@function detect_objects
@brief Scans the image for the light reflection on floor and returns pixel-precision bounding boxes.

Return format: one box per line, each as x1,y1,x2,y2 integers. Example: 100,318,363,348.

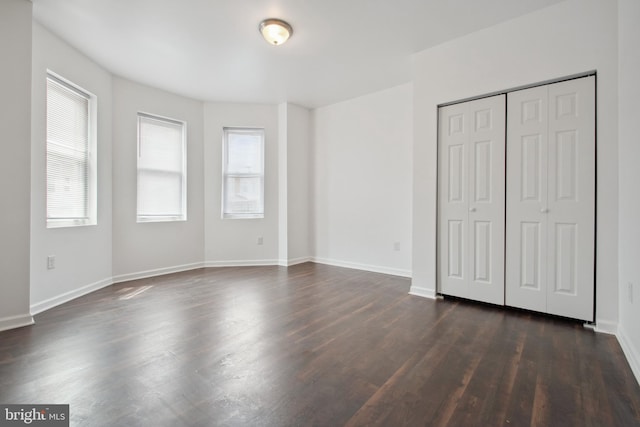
117,285,154,300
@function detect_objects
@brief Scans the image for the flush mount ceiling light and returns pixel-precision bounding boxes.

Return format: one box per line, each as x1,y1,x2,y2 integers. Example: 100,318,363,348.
259,18,293,46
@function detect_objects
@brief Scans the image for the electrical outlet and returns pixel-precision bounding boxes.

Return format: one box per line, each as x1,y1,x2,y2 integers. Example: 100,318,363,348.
257,237,263,245
629,282,634,304
394,241,401,251
47,255,55,270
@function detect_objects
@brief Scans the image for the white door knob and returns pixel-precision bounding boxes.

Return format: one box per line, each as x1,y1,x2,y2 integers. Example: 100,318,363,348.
469,207,476,212
540,208,549,213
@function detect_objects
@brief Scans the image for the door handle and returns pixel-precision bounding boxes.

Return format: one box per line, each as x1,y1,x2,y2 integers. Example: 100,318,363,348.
540,208,549,213
469,207,476,212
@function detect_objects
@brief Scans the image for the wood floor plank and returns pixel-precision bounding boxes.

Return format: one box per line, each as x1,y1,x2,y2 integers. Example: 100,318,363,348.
0,263,639,426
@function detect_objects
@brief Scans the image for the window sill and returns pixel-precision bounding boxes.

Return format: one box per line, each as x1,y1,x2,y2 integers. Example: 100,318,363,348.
47,219,96,229
222,213,264,219
137,216,187,223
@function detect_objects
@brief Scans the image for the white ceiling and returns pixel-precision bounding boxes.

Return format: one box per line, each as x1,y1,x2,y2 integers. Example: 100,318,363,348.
32,0,564,109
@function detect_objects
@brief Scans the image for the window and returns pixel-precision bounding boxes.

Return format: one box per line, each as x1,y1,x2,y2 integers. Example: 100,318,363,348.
137,113,187,222
46,72,96,228
222,128,265,219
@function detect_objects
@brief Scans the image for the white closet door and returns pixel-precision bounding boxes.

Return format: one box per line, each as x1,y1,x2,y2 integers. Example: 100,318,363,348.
438,101,468,299
438,95,505,305
505,86,549,313
506,76,595,321
546,77,595,320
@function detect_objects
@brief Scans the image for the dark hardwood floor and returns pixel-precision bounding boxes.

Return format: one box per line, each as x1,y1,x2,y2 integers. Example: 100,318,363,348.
1,263,639,426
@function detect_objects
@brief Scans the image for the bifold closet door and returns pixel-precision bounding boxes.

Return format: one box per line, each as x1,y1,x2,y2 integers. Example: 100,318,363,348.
506,76,595,321
438,95,505,305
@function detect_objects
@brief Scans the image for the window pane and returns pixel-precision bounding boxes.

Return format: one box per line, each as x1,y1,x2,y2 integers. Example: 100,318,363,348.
47,79,88,151
139,117,183,173
223,176,263,215
227,132,263,174
47,151,88,219
137,170,183,217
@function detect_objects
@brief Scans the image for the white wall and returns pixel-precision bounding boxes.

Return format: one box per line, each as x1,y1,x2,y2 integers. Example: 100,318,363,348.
410,0,619,330
0,0,32,331
286,104,312,263
278,103,288,263
30,23,113,313
112,77,204,280
617,0,640,383
278,102,312,265
204,103,280,265
312,84,413,277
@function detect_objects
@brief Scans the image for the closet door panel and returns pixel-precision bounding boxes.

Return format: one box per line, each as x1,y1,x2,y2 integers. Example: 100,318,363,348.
506,86,548,313
438,95,505,304
467,96,505,305
546,76,595,321
438,102,469,299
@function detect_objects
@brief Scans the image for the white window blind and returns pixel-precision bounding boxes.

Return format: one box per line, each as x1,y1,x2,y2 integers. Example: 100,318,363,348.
222,128,265,219
137,113,187,222
46,74,95,227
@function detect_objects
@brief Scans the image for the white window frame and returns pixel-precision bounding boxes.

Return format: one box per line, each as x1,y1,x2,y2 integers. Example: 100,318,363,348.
46,71,97,228
136,112,187,223
222,127,265,219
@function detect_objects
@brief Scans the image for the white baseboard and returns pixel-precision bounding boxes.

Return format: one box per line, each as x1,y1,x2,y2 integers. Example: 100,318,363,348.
0,313,34,332
279,257,312,267
594,319,618,335
617,326,640,387
27,260,298,320
311,257,412,278
30,277,113,315
204,259,280,268
112,262,205,284
409,285,437,299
